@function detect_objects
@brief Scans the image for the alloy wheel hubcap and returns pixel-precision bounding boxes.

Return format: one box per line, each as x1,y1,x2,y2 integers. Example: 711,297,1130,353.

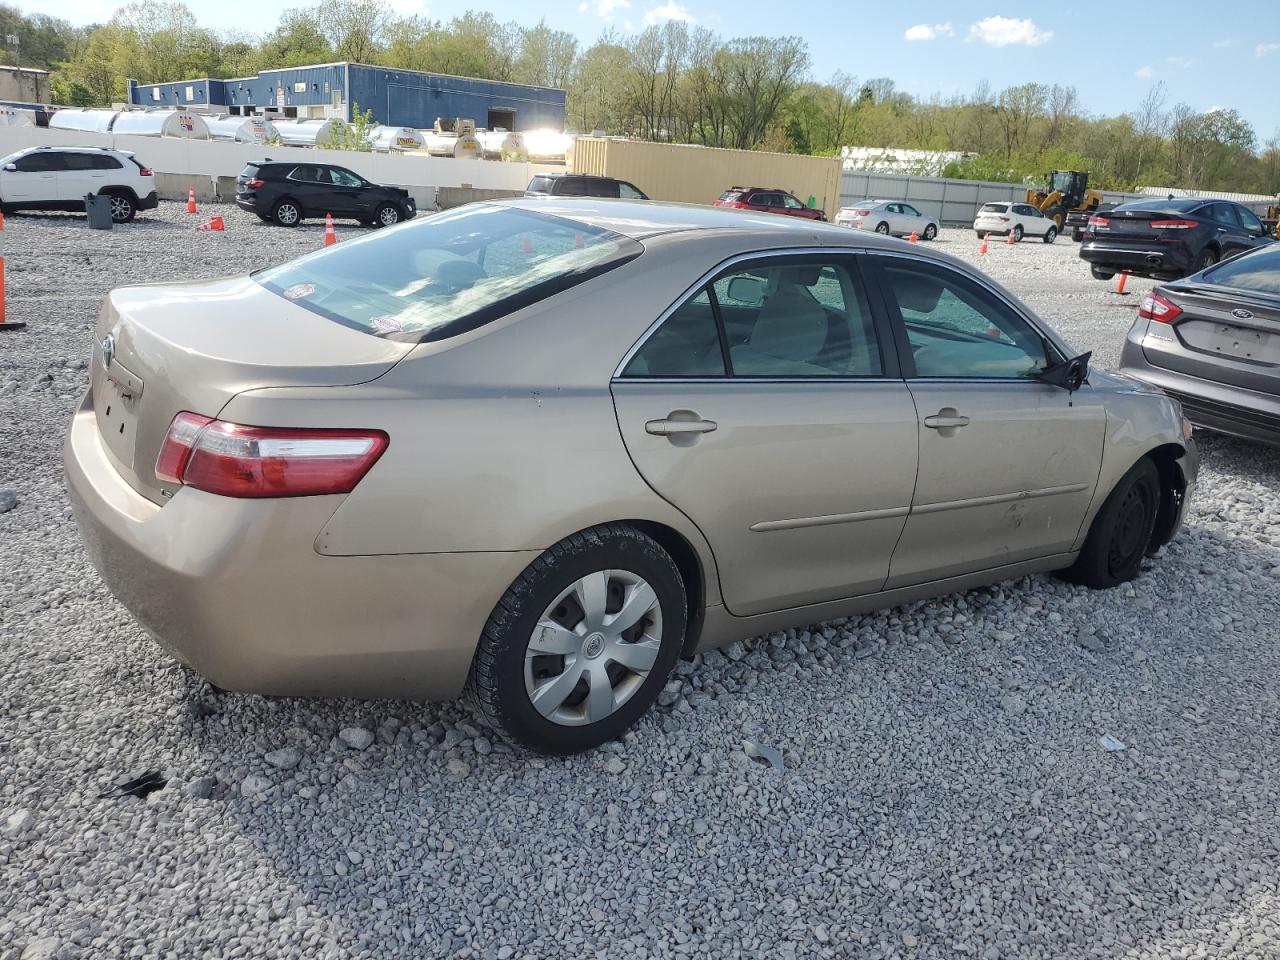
524,569,663,727
380,208,398,225
110,198,129,219
280,206,297,223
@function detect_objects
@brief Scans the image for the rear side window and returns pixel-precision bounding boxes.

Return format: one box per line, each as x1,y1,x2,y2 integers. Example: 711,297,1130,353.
60,153,97,170
1201,246,1280,294
622,289,725,377
582,178,617,198
92,154,123,169
256,206,642,342
527,175,553,194
1207,203,1240,227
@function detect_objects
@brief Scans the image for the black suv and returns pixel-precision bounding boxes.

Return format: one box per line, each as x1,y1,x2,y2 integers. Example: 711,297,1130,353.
525,173,648,200
236,161,416,228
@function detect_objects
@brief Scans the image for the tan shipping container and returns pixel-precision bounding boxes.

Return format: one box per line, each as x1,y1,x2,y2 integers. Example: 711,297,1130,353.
570,138,843,220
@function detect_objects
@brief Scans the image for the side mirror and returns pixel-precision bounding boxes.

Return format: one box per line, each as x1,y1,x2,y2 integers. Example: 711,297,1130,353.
1038,351,1092,393
725,275,766,306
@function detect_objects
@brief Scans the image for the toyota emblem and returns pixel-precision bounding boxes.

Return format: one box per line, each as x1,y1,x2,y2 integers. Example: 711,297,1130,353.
1231,308,1254,320
101,333,115,370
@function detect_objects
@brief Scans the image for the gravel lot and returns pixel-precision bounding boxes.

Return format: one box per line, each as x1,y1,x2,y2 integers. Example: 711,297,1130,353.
2,205,1279,960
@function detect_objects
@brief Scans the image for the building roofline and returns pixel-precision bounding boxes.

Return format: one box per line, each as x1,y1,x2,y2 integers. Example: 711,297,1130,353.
137,62,564,95
0,65,50,75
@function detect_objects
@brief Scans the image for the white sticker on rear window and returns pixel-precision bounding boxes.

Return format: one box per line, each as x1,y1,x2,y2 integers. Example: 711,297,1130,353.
370,315,404,334
282,282,315,301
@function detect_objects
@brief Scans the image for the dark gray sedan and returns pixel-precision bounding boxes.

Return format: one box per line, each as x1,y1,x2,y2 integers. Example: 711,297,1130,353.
1119,244,1280,447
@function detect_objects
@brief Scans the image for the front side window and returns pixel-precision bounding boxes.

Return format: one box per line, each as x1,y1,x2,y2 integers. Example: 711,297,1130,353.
13,152,57,172
880,259,1049,379
902,204,921,217
1238,208,1265,234
256,205,642,342
290,165,324,183
781,194,804,210
330,168,362,187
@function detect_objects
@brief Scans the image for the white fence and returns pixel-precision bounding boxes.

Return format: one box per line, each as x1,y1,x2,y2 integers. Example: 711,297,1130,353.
0,126,559,209
839,170,1144,225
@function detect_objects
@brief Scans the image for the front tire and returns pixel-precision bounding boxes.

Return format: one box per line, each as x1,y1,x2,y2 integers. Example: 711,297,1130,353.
466,524,687,754
1062,458,1161,589
1043,226,1057,244
923,223,937,241
374,203,402,227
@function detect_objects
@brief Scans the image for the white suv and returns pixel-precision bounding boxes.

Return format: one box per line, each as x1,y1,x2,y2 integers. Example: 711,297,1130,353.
973,201,1057,243
0,146,158,223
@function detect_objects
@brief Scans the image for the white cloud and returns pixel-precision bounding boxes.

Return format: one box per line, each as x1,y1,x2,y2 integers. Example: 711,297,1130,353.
1165,55,1193,68
904,22,953,42
643,0,693,24
1257,42,1280,58
966,16,1052,47
1135,65,1152,78
578,0,630,18
1212,39,1232,48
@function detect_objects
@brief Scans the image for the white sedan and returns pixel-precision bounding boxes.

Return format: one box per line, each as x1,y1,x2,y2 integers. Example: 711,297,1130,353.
973,202,1058,243
835,199,938,240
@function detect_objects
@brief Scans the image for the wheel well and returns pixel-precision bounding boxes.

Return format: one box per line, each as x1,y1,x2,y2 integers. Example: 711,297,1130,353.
98,186,136,201
623,520,706,657
1145,443,1188,552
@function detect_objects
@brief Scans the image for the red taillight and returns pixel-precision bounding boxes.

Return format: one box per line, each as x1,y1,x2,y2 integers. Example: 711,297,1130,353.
1138,292,1182,324
154,411,213,484
731,201,750,209
244,178,265,189
138,165,153,177
1088,215,1109,228
854,209,871,216
1150,219,1196,230
155,414,388,498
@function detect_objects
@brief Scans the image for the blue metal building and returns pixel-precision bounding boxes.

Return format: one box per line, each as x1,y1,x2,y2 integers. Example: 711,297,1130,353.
128,63,566,131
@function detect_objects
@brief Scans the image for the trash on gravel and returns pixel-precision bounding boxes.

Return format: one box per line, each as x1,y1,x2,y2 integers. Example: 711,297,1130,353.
743,740,785,771
1099,734,1127,752
0,490,17,514
99,770,167,799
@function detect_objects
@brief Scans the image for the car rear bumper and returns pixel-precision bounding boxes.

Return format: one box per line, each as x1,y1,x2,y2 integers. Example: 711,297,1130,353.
137,191,158,211
1080,241,1192,276
64,394,536,700
234,196,259,212
1119,334,1280,447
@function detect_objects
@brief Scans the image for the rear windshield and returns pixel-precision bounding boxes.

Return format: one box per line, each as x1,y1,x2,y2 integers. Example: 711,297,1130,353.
1200,246,1280,294
1115,199,1202,215
979,203,1009,213
239,163,259,178
719,190,743,202
255,205,642,342
527,175,554,194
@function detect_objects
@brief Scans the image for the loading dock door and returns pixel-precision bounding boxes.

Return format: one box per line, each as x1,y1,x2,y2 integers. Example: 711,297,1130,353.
488,108,516,130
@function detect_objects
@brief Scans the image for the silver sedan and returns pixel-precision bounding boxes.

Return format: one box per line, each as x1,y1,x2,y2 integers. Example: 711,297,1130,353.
66,199,1197,753
836,199,939,239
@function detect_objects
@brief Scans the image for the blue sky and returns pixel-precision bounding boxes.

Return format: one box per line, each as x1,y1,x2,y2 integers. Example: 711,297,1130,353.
29,0,1280,140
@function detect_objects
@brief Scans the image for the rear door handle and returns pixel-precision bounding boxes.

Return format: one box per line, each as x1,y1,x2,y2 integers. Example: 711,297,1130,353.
646,416,718,436
923,411,970,430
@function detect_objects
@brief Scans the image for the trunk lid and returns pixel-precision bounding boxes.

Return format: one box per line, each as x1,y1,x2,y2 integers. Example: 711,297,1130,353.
91,275,413,504
1143,283,1280,395
1093,204,1197,241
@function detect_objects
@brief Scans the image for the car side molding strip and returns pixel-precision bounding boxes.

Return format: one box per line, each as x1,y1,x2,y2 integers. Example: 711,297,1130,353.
912,482,1091,516
749,505,910,532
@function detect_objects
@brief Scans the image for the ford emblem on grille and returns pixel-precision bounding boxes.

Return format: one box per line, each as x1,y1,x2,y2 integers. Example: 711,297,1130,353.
1231,308,1254,320
101,333,115,370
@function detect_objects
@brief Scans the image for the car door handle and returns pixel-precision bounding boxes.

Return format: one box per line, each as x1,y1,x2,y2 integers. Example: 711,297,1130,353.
923,411,971,430
645,416,718,436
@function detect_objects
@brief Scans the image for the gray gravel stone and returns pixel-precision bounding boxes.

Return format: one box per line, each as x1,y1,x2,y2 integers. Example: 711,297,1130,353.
338,727,374,750
181,776,217,800
264,746,301,769
0,491,16,514
4,809,33,836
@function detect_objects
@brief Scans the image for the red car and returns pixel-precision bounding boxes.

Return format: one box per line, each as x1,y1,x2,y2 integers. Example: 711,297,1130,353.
715,186,826,221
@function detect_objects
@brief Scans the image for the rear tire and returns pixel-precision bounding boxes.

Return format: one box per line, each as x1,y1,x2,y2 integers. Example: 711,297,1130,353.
1072,229,1083,242
1191,249,1217,275
923,223,937,241
1012,224,1024,242
1043,226,1057,244
272,200,301,227
466,523,688,754
1091,265,1116,281
875,221,890,235
105,192,136,223
1061,458,1161,589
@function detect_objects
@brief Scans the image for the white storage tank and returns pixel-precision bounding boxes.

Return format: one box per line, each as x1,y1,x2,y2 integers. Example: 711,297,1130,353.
423,129,482,159
272,119,344,147
370,126,425,153
110,110,210,139
477,129,527,161
49,108,119,133
206,115,280,143
523,129,572,163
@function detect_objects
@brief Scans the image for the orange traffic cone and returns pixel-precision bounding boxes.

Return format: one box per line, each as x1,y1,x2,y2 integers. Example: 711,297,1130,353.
979,232,990,255
1112,271,1130,295
323,212,337,246
195,215,225,232
0,212,21,331
908,230,918,244
1006,230,1016,245
186,187,197,214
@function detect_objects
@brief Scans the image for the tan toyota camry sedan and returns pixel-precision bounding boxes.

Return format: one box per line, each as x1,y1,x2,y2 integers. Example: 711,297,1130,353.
66,199,1197,753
